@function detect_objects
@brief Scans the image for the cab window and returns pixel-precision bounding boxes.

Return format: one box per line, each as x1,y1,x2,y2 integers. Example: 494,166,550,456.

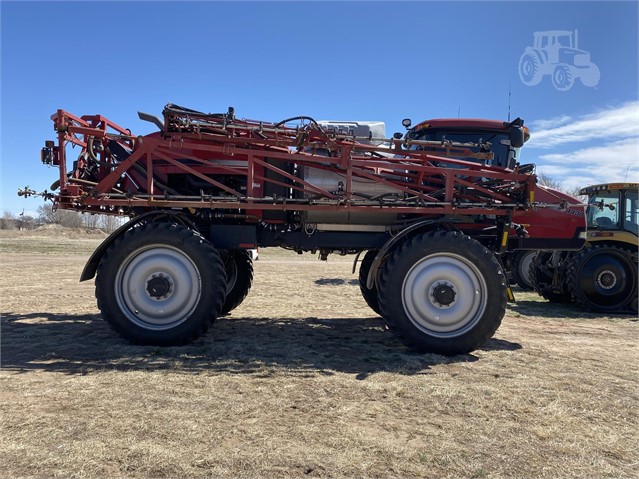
587,191,620,229
624,189,638,235
407,130,513,168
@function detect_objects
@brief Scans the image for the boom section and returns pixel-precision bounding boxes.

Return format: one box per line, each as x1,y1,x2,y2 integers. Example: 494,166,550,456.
40,104,536,218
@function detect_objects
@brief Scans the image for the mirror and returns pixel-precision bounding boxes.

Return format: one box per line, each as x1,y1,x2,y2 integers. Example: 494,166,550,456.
510,125,525,148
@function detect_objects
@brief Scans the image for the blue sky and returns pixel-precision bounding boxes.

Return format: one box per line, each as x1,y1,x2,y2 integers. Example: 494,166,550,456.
1,1,638,217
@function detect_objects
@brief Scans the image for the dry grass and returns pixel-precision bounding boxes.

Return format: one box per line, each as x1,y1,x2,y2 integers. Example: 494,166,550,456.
1,229,638,478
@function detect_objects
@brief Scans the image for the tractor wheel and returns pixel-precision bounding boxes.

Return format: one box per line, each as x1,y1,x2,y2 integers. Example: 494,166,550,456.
220,250,254,316
580,63,600,87
529,251,573,303
358,250,381,315
566,245,638,314
96,223,227,345
518,52,543,86
377,231,506,356
552,63,575,91
510,250,537,290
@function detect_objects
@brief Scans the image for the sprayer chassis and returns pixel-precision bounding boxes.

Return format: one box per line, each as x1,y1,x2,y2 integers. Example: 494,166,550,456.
28,105,578,355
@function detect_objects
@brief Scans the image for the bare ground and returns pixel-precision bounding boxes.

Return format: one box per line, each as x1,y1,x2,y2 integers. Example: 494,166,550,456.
1,230,637,478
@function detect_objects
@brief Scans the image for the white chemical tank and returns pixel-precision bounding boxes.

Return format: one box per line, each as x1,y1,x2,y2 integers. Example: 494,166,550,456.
302,120,403,227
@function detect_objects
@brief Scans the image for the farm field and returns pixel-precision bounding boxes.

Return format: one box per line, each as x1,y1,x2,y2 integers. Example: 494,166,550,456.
1,228,638,478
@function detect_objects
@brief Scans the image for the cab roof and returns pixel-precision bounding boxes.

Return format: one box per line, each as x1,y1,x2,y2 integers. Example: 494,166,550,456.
411,118,531,141
580,183,639,195
413,118,508,130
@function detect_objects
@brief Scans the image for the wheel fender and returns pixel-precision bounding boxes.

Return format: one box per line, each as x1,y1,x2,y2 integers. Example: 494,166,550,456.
523,47,546,64
80,210,196,282
365,219,452,290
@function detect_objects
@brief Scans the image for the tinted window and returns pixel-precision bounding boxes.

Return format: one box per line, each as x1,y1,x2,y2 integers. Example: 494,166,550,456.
624,189,638,235
587,191,620,229
407,129,513,168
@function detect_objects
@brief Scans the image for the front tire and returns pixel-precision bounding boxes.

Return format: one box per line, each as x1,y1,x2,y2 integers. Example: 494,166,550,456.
378,231,507,355
96,223,227,345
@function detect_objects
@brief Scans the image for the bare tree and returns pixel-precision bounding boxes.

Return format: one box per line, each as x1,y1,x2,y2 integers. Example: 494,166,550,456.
37,204,61,224
58,210,83,228
537,171,563,190
1,211,17,230
83,214,101,230
537,172,585,200
100,215,123,233
16,215,36,230
37,204,83,228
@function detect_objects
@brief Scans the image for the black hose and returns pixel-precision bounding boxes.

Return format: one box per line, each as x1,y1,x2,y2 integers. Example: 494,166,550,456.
274,116,323,130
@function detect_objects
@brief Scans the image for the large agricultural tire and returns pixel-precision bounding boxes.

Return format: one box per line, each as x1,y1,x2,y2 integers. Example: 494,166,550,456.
566,245,638,314
529,251,573,303
377,231,507,356
95,223,227,346
510,250,536,290
358,250,381,315
220,249,254,316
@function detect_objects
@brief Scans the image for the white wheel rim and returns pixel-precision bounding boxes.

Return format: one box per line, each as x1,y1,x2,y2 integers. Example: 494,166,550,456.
402,253,488,337
115,245,201,330
520,251,536,287
225,257,238,295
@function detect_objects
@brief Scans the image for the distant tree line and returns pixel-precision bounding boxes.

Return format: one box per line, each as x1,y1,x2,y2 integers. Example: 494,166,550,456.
1,204,124,232
536,172,586,200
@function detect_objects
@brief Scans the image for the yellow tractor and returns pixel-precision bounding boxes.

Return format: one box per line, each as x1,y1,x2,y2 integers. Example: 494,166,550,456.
531,183,637,313
567,183,638,313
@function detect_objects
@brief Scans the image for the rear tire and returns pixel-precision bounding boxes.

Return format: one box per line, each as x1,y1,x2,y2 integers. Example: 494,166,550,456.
358,250,381,315
378,231,507,356
220,250,254,316
567,245,638,313
96,223,226,345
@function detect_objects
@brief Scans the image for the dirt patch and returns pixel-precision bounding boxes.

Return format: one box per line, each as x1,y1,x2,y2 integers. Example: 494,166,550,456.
1,236,637,478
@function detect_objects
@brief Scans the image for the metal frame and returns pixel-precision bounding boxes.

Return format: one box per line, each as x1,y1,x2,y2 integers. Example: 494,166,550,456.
43,106,537,220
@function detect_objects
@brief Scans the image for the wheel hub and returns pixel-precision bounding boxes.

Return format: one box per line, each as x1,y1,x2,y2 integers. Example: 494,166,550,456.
146,274,173,299
430,282,457,308
596,270,617,290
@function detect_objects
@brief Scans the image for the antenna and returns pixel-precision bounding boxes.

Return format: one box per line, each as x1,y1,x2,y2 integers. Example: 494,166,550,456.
457,106,461,118
508,82,512,122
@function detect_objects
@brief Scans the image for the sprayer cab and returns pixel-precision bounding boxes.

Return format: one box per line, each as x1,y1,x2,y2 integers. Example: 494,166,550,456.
404,117,529,169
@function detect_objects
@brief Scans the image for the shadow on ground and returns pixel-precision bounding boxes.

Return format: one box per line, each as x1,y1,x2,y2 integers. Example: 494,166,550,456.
508,299,638,320
1,312,521,377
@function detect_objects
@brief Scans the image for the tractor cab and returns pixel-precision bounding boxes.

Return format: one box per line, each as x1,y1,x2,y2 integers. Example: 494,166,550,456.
403,118,529,169
581,183,639,237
